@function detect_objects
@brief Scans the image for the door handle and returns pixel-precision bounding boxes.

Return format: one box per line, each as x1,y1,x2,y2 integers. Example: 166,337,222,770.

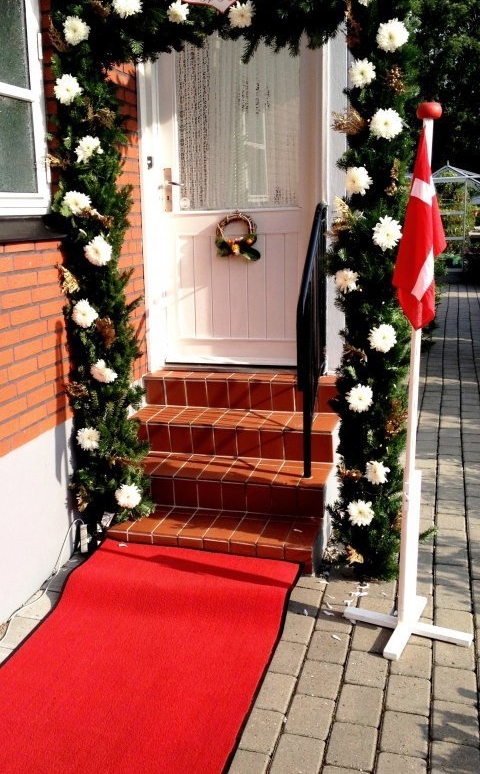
163,168,184,211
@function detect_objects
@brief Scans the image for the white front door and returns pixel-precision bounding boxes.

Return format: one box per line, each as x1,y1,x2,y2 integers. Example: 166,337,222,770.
139,37,326,369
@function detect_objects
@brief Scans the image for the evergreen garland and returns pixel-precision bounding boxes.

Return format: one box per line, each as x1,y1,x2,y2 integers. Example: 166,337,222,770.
47,0,345,544
327,0,423,580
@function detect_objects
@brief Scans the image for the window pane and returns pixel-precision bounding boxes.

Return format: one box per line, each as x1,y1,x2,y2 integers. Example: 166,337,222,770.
0,96,37,192
0,0,30,89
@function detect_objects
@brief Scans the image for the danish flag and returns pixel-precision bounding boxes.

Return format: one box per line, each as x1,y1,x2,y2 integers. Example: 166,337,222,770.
393,127,447,329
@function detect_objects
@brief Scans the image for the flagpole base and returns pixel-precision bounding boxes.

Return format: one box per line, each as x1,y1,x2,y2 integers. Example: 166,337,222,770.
343,595,472,660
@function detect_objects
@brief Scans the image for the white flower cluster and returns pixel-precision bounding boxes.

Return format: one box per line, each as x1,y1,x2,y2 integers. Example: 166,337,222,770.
115,483,142,509
76,427,100,451
112,0,142,18
345,166,373,196
372,215,402,251
63,16,90,46
228,1,254,28
75,136,103,164
368,323,397,353
365,460,390,485
377,18,409,53
84,234,113,267
370,108,403,141
348,58,376,89
90,359,118,383
167,0,189,23
72,299,98,329
335,268,359,294
63,190,92,216
347,500,374,527
54,74,83,105
346,384,373,413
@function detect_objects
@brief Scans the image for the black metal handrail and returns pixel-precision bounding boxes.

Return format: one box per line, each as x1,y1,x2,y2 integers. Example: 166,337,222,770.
296,202,328,478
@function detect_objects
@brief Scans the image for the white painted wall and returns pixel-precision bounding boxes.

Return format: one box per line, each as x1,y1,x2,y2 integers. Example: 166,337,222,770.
324,30,347,374
0,421,75,624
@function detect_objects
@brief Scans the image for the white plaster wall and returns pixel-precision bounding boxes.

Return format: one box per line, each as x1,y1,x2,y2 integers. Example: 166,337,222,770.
0,420,74,624
325,30,347,374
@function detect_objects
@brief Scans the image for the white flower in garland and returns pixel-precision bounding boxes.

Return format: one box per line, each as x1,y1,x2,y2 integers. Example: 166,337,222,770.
75,136,103,164
370,108,403,141
358,0,371,6
377,19,409,53
112,0,142,18
228,1,254,28
335,268,359,294
115,483,142,509
76,427,100,451
372,215,402,251
84,234,113,267
346,384,373,413
90,359,118,384
345,166,373,196
368,323,397,353
63,16,90,46
71,299,99,329
167,0,190,23
63,190,92,216
347,500,375,527
349,58,376,89
53,74,83,105
365,460,390,486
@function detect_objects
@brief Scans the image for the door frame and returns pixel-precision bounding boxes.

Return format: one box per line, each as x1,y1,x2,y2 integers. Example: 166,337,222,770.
137,39,342,373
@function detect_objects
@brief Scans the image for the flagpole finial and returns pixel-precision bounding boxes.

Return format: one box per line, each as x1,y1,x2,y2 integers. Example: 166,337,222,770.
417,102,442,120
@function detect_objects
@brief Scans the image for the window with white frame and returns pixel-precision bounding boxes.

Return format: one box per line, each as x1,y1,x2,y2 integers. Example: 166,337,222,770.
0,0,50,217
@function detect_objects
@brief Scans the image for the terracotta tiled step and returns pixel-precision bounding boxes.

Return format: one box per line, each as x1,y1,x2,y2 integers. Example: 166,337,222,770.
144,369,337,414
108,507,322,568
144,451,333,518
135,405,338,462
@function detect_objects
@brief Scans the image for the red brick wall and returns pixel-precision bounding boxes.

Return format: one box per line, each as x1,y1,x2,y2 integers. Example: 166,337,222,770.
0,5,147,458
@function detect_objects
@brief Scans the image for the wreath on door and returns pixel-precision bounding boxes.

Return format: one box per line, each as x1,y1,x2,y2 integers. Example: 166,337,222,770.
215,211,261,261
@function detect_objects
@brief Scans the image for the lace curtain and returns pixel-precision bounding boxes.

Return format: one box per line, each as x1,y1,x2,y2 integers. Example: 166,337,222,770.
176,34,300,211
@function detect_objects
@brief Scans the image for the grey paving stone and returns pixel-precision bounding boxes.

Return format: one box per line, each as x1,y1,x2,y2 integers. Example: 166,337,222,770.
0,615,40,649
306,630,349,665
433,665,478,705
269,733,324,774
16,589,60,620
375,752,427,773
344,650,389,688
385,674,431,716
238,708,285,755
281,610,315,645
321,768,355,774
350,620,393,654
314,611,352,634
434,565,472,611
380,711,429,757
434,607,474,635
255,672,297,714
431,699,480,746
433,640,475,670
390,643,432,679
284,694,334,740
296,659,343,701
325,722,377,770
0,646,13,664
268,641,307,677
227,749,269,774
335,683,383,726
430,740,480,773
288,585,324,614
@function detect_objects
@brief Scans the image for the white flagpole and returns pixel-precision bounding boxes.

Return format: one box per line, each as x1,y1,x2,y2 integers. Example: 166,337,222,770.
344,102,473,659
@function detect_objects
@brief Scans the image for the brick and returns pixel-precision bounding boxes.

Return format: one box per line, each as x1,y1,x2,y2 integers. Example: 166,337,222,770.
8,358,39,381
433,666,478,705
285,694,335,740
268,641,306,677
430,741,480,772
336,683,383,726
385,675,431,716
297,659,343,701
9,305,41,326
227,749,269,774
344,651,388,688
376,752,427,773
14,338,44,361
380,711,429,758
325,722,377,770
390,643,432,679
237,708,284,755
307,631,349,665
270,734,324,774
281,610,315,644
1,289,33,309
255,673,296,714
431,700,479,746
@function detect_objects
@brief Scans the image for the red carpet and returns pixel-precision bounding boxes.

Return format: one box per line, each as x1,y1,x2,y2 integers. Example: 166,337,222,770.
0,539,298,774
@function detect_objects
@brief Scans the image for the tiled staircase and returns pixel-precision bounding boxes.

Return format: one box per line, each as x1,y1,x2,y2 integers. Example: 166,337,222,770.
108,370,339,573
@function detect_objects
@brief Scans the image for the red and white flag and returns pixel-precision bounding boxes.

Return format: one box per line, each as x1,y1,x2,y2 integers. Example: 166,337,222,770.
393,127,447,329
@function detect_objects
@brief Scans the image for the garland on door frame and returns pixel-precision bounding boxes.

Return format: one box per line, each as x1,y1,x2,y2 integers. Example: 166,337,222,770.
326,0,432,580
47,0,344,543
48,0,427,579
